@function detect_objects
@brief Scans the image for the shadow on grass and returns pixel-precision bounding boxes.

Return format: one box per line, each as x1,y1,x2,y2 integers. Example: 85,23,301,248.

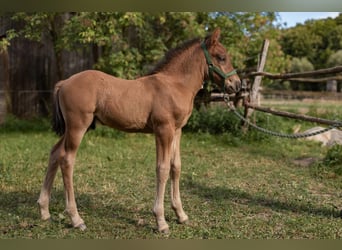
183,175,341,219
0,190,155,235
2,176,340,237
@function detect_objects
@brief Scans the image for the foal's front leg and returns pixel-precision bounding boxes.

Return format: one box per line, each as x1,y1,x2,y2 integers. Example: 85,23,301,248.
170,129,189,224
153,128,173,234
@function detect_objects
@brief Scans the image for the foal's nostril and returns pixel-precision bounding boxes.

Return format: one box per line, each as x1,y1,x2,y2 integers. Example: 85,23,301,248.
235,79,242,92
225,78,243,94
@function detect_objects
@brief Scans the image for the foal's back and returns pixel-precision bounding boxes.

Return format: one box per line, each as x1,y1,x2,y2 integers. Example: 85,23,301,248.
57,70,190,133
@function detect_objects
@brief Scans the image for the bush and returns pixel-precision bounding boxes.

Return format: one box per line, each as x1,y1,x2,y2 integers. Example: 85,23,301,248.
184,105,291,142
185,106,241,135
312,144,342,178
290,57,316,91
327,50,342,67
0,115,50,133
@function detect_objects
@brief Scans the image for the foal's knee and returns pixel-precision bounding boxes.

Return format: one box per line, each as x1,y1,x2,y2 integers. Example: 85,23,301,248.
59,152,76,169
171,161,181,177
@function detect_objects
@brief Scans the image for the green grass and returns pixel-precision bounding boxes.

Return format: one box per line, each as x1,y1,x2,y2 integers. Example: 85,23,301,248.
1,113,342,239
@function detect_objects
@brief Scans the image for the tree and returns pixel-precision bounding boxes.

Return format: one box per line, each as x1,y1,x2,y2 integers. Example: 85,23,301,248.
327,50,342,67
10,12,71,80
60,12,206,78
327,50,342,92
289,57,316,91
4,12,286,80
280,15,342,70
1,13,92,117
1,12,287,117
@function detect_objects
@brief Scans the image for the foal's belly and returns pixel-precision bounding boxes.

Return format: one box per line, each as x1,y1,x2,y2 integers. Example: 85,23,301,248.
95,110,154,134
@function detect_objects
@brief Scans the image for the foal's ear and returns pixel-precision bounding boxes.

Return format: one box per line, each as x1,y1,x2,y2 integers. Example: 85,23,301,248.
207,28,221,47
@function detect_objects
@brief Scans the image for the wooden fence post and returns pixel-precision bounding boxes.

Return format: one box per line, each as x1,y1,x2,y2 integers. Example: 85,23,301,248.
242,39,270,132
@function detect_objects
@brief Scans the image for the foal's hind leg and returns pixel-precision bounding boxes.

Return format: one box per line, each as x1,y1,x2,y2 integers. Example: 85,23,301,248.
60,126,88,230
170,129,189,224
38,136,65,221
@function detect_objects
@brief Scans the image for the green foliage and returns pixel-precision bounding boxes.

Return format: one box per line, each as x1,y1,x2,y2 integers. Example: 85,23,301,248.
280,14,342,70
209,12,288,72
3,12,289,80
291,57,314,72
327,50,342,67
0,28,17,53
3,11,341,96
184,105,297,143
281,25,321,62
0,114,50,134
312,145,342,178
323,145,342,170
94,48,143,79
185,106,240,135
11,12,52,41
58,12,207,77
289,57,315,91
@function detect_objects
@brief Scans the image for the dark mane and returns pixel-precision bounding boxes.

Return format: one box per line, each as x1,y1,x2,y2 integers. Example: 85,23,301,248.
147,38,201,75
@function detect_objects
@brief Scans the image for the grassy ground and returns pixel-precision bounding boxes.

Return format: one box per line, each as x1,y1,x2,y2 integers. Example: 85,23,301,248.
0,111,342,239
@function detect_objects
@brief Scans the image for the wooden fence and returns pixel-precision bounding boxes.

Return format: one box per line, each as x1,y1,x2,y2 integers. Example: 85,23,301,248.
205,39,342,131
0,15,95,121
260,89,342,101
235,39,342,130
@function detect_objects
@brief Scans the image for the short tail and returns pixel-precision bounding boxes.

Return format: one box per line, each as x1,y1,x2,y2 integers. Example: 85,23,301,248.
52,82,65,136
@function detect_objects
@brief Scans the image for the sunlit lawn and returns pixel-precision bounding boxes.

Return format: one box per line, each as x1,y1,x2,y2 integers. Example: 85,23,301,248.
1,117,341,238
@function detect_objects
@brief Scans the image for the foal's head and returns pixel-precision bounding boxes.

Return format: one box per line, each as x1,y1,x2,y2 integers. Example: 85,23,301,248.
202,28,242,94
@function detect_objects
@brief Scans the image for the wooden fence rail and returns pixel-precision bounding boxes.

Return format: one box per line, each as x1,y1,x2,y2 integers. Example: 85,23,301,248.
245,102,342,127
246,65,342,81
213,39,342,132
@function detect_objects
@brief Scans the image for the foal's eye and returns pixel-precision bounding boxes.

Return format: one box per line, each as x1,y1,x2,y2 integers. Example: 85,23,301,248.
216,55,226,62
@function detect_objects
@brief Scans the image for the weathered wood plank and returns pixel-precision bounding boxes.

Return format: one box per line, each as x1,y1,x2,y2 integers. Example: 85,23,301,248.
243,39,270,131
245,102,342,127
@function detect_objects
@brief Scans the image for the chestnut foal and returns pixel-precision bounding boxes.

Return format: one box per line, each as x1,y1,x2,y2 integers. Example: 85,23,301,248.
37,28,241,233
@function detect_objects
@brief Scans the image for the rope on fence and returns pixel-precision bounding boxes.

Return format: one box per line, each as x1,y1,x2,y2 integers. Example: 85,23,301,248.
224,96,342,139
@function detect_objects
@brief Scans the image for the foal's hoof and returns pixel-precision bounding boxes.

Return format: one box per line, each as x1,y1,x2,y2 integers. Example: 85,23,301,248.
159,227,170,235
75,223,87,231
179,218,190,225
178,215,189,225
41,217,53,224
157,224,170,234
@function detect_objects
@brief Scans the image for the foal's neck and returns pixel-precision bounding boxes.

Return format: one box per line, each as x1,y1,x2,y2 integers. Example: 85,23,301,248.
164,43,205,94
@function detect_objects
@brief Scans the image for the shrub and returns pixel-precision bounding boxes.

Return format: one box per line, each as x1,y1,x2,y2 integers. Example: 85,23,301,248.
327,50,342,67
184,105,289,142
312,144,342,178
0,114,50,133
185,106,240,135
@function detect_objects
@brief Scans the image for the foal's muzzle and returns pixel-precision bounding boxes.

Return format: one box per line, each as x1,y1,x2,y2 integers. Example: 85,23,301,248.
225,76,242,94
